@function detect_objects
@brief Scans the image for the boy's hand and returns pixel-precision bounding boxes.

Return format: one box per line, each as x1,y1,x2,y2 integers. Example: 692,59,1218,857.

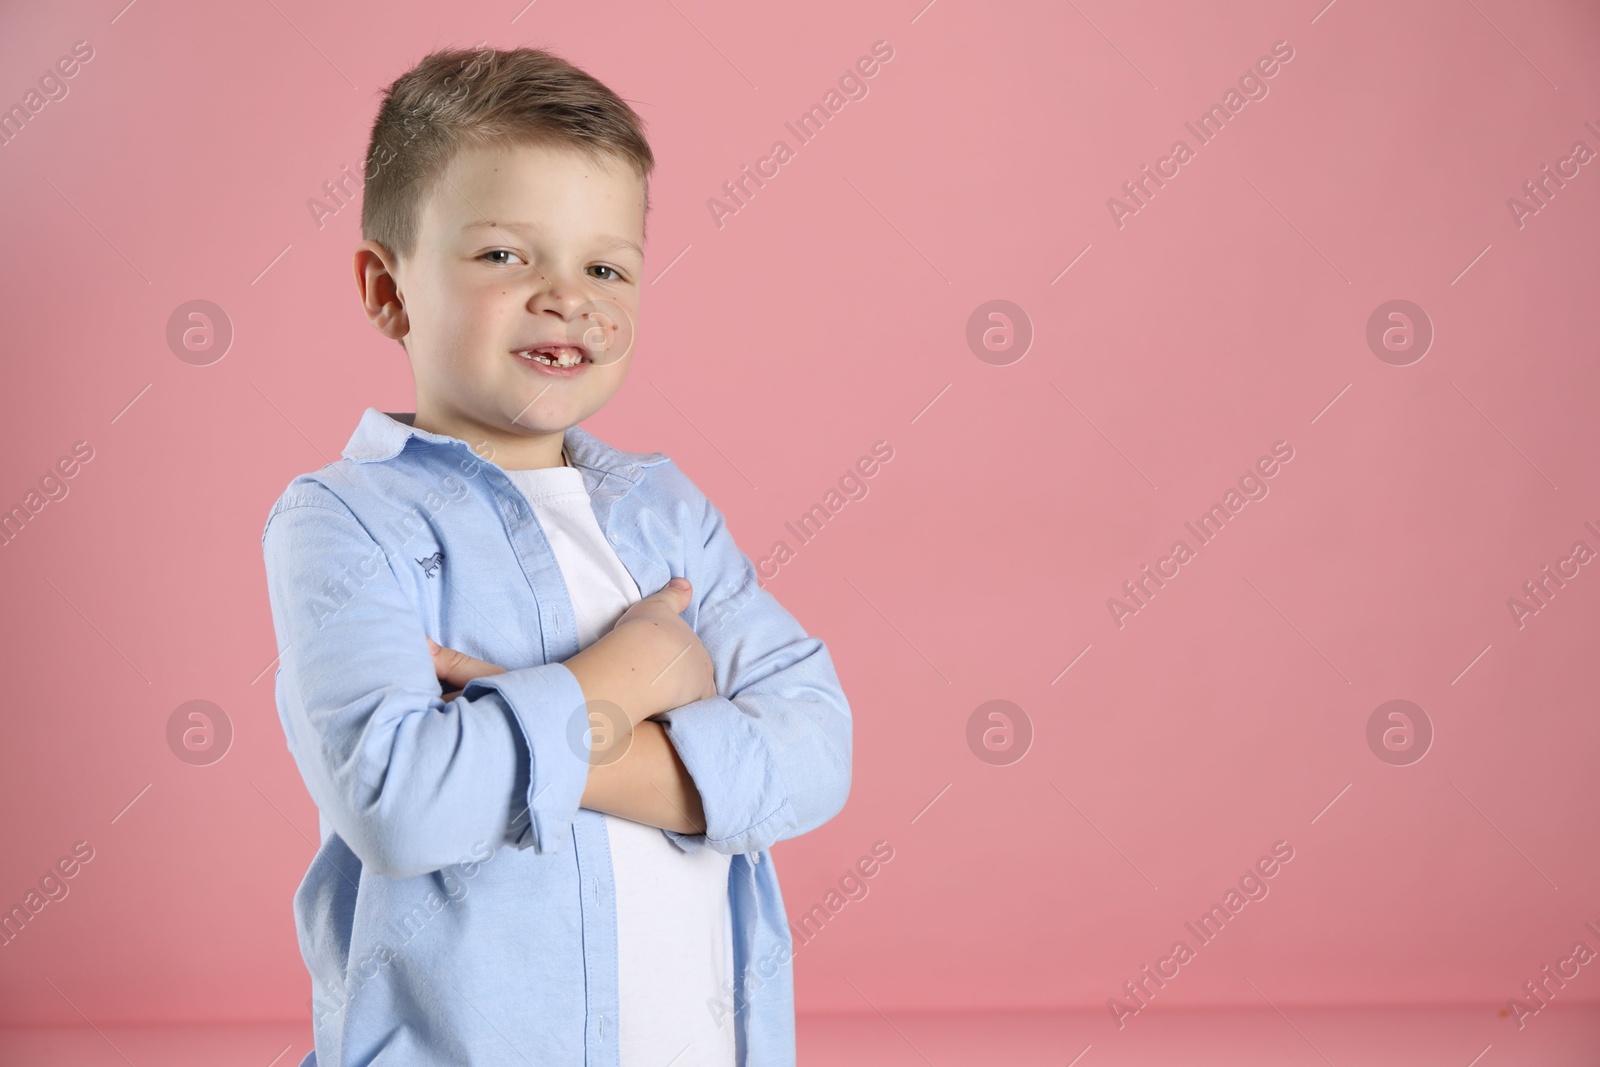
428,638,505,701
567,577,716,730
427,578,715,723
611,577,717,709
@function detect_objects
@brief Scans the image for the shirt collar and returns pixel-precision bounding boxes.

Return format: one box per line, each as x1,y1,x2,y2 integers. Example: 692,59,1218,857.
340,407,668,484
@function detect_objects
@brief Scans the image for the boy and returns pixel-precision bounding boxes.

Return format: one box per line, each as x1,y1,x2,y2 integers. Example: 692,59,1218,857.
260,44,852,1067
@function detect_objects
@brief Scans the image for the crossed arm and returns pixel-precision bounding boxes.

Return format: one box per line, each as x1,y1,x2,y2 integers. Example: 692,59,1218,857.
263,473,849,876
431,642,707,835
582,718,705,834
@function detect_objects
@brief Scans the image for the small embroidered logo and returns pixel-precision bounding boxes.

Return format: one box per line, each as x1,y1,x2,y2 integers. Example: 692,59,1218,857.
417,551,444,578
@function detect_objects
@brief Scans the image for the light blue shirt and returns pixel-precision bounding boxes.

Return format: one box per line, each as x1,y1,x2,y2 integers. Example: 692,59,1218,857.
260,407,853,1066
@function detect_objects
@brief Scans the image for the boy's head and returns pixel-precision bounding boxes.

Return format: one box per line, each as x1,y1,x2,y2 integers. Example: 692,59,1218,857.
353,45,655,469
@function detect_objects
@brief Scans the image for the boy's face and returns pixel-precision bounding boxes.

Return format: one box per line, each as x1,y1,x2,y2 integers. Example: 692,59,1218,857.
357,139,647,469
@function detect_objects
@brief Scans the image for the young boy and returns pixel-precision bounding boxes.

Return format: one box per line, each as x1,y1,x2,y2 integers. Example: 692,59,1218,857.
260,44,852,1067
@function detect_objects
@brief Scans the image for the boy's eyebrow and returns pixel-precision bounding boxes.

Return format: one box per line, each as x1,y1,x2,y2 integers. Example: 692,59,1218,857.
463,220,642,257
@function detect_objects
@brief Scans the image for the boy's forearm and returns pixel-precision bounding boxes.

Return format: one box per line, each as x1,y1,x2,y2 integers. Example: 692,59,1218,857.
579,718,706,834
564,639,656,731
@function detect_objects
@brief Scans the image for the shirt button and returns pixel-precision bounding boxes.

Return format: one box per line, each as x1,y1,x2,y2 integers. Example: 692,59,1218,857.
609,532,620,544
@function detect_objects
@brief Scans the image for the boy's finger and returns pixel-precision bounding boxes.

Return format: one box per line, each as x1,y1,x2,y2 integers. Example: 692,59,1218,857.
430,641,505,688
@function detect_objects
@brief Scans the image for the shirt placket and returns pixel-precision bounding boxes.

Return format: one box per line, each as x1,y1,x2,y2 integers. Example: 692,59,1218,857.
492,461,623,1065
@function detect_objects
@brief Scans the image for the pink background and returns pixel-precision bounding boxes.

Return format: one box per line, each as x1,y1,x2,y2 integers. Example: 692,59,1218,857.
3,0,1600,1059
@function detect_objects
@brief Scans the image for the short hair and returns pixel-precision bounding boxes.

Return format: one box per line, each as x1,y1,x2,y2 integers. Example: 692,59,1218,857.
360,44,655,264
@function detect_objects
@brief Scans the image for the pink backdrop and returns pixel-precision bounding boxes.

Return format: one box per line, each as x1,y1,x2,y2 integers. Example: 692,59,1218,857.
3,0,1599,1049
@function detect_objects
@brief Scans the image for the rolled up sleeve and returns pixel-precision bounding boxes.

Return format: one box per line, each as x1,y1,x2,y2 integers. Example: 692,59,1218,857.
261,482,591,880
652,465,853,855
457,668,591,857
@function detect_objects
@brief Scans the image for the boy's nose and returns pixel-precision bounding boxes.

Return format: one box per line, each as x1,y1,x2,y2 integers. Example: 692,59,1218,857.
527,276,594,316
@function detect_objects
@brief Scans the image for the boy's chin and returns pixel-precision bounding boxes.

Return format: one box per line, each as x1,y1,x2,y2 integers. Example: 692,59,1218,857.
495,401,594,434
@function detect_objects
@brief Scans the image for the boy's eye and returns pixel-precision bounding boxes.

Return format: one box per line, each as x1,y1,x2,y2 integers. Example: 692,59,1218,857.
479,253,621,281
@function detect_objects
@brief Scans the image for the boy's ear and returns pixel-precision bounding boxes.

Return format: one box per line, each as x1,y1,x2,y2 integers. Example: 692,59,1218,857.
354,239,409,343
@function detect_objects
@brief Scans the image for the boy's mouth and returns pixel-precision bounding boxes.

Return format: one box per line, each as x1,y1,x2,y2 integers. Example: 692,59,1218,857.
512,343,591,368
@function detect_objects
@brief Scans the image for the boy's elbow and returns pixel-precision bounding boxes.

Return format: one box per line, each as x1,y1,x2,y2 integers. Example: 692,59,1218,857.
794,744,851,836
350,819,486,881
297,689,513,880
325,774,464,881
338,814,429,880
363,849,423,882
824,698,853,822
823,755,851,825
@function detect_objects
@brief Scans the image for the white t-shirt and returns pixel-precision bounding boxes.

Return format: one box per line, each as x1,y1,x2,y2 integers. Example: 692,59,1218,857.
502,463,735,1066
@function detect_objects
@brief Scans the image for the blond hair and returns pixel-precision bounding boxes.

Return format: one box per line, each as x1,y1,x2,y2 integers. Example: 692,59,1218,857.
360,44,655,263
